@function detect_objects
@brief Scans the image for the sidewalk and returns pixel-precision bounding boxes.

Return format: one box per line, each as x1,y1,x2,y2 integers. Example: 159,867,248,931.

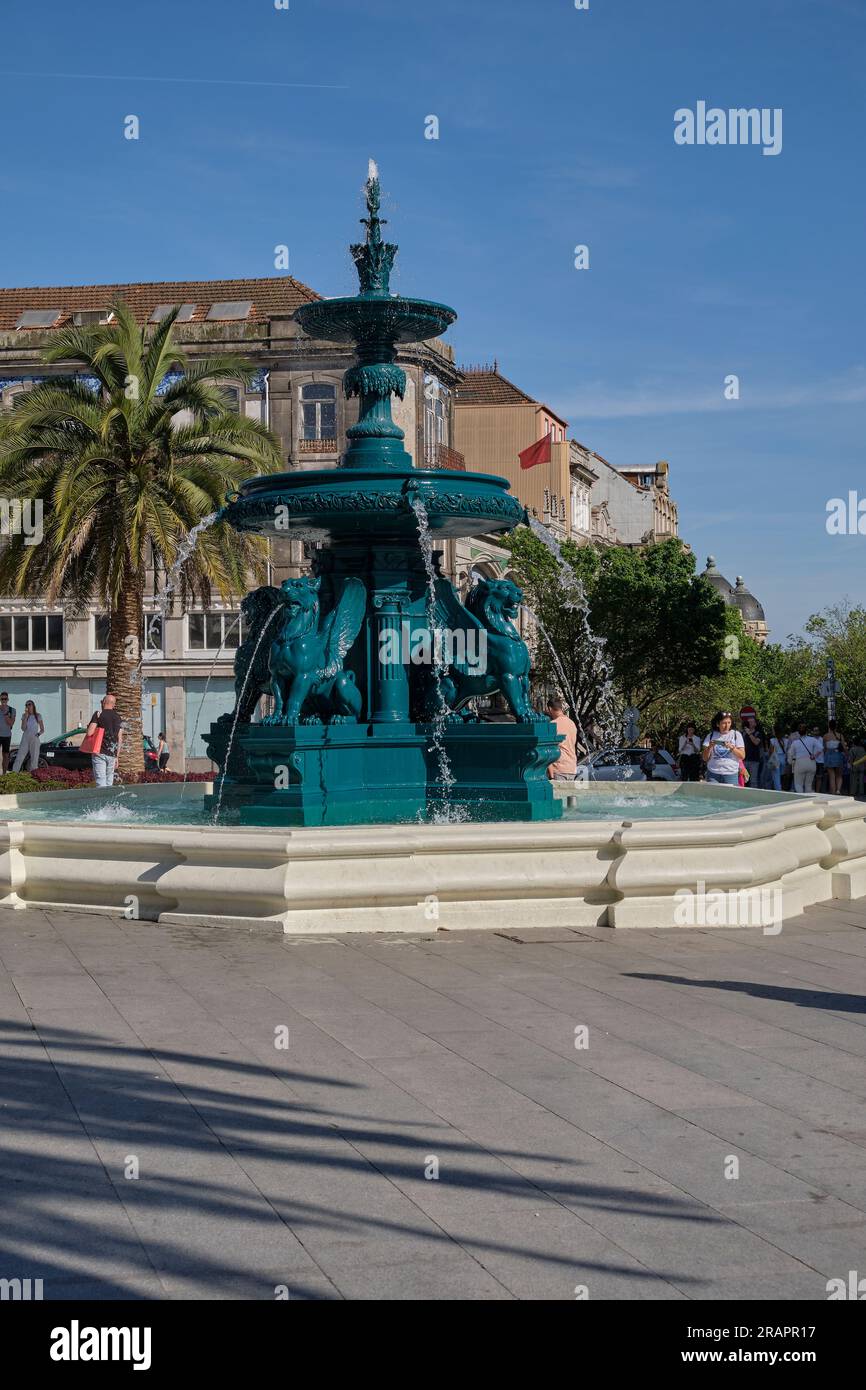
1,900,864,1300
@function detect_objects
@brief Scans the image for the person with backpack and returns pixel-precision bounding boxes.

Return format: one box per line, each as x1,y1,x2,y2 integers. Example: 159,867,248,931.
788,722,822,793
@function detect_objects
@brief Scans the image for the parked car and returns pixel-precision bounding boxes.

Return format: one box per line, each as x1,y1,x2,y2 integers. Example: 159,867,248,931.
575,746,681,782
37,726,159,773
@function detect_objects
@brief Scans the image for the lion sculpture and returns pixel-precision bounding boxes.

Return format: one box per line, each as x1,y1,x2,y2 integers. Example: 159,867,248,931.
423,576,535,722
264,575,366,725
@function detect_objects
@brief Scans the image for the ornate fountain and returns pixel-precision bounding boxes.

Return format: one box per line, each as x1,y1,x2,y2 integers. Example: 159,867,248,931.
205,163,562,825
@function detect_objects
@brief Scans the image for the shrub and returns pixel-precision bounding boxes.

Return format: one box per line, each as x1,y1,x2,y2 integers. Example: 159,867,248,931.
0,772,69,795
32,766,94,787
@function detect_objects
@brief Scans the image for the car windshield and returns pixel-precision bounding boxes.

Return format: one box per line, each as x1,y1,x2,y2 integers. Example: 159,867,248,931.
54,728,87,748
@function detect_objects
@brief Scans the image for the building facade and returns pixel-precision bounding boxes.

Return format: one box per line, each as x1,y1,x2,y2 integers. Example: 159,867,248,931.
0,276,463,768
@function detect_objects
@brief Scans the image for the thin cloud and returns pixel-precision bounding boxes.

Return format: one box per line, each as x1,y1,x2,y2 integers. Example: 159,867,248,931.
0,70,348,90
561,368,866,419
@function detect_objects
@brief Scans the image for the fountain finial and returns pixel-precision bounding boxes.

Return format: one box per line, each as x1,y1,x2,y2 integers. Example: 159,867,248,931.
351,159,397,297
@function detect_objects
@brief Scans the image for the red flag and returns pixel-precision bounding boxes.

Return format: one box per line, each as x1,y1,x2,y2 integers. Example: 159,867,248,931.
519,431,552,470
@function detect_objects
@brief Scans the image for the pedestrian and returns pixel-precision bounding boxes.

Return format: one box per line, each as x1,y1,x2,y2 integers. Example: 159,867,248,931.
788,722,822,793
850,736,866,799
546,697,578,780
702,710,745,785
0,691,16,773
822,720,847,795
85,694,124,787
740,706,767,789
12,700,44,772
678,722,702,782
810,726,826,792
156,731,170,772
766,724,787,793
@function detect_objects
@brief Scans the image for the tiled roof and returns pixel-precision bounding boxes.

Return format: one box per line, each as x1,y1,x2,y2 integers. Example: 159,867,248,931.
456,366,537,406
0,276,320,332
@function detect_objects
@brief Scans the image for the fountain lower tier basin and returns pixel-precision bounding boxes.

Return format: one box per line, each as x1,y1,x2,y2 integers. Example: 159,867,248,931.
2,783,865,933
206,720,563,825
225,466,527,541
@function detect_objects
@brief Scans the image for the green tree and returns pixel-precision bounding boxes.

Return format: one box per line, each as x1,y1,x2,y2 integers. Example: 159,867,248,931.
589,540,727,710
0,302,281,777
797,603,866,734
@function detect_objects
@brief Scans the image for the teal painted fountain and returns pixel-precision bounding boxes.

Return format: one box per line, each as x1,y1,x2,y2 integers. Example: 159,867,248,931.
205,164,561,825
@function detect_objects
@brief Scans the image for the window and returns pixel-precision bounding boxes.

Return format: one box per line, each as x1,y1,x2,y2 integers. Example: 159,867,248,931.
72,309,114,326
16,308,62,329
93,614,162,653
300,383,337,441
150,303,196,323
188,611,247,651
220,385,242,414
206,301,252,321
423,375,450,458
571,483,590,534
0,613,63,652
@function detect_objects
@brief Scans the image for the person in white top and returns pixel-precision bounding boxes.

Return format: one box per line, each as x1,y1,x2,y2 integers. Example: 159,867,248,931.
787,722,822,793
12,700,44,772
678,722,703,781
702,710,746,785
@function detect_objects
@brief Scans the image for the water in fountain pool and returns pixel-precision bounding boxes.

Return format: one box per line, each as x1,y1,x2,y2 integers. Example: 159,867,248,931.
0,787,759,827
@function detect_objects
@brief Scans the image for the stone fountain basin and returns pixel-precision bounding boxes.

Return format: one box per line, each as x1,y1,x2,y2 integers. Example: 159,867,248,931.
2,782,865,933
225,466,527,542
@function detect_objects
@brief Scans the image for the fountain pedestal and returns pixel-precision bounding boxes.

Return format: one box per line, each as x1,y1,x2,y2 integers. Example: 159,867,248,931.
206,718,560,826
205,164,563,827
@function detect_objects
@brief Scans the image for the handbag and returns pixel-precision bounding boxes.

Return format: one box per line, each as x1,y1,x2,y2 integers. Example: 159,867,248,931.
81,720,104,755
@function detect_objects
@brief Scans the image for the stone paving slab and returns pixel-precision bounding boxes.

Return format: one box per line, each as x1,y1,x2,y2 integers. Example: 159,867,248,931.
0,902,864,1299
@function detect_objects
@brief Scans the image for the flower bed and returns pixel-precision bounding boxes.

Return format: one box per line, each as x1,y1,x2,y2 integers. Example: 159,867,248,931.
0,767,215,795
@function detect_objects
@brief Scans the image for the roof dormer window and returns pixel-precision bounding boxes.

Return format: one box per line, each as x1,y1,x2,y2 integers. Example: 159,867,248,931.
15,308,62,329
150,303,197,324
72,309,115,326
206,301,252,321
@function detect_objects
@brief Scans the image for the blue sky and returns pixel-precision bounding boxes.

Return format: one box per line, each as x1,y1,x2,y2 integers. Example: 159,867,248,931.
1,0,863,641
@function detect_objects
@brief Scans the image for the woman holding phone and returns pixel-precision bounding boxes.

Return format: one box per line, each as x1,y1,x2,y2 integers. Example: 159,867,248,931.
702,710,746,786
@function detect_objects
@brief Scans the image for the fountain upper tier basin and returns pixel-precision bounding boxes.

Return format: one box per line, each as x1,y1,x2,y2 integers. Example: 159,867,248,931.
225,465,527,543
294,295,457,346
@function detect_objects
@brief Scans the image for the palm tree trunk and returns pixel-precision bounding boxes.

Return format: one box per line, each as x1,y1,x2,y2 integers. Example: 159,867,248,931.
106,573,144,781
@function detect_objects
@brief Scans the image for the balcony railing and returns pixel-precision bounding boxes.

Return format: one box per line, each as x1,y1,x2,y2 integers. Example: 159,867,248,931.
298,437,338,455
424,443,465,471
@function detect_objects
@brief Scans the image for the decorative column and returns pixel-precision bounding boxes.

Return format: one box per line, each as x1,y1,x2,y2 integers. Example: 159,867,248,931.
371,591,410,722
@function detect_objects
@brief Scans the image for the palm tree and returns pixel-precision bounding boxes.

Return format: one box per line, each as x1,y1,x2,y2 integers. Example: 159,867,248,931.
0,302,282,778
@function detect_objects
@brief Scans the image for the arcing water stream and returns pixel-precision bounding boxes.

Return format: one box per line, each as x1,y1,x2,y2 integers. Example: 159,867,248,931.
410,495,466,822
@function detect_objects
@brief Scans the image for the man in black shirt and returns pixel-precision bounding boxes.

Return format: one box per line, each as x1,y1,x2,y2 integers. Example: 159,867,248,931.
87,694,124,787
0,692,15,773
